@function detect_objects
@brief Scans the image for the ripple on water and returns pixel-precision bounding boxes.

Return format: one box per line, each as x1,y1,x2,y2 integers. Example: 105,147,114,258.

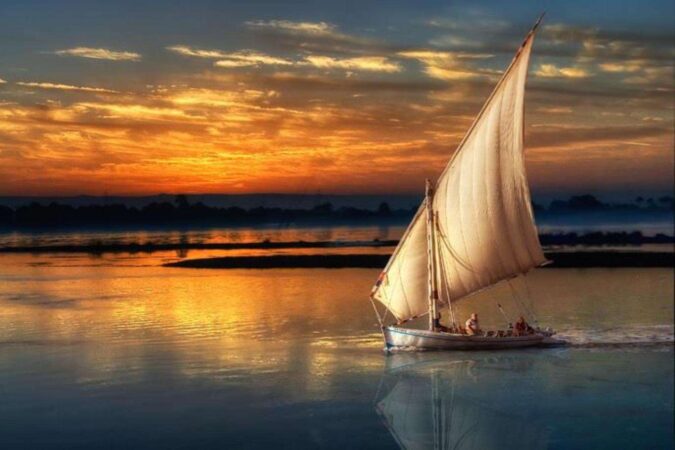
557,324,674,348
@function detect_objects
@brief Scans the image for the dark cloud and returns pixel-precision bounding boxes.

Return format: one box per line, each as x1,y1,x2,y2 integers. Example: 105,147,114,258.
213,71,446,93
431,22,674,63
527,124,669,148
243,20,400,56
529,80,673,101
543,24,674,50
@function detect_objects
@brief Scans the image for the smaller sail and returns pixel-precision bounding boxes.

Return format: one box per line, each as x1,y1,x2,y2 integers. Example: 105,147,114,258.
371,204,428,322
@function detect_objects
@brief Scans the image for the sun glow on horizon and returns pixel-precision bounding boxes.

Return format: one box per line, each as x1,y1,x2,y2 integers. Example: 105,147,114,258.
0,5,672,197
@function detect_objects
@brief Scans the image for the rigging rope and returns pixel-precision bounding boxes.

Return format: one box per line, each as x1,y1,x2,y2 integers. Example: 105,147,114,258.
432,218,453,328
507,277,539,326
519,275,540,326
437,242,457,329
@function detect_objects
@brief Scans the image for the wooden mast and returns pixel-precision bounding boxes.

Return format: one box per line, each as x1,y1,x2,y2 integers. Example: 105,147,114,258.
425,179,439,331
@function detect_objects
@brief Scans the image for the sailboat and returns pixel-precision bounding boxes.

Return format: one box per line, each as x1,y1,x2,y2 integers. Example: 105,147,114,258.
369,15,563,350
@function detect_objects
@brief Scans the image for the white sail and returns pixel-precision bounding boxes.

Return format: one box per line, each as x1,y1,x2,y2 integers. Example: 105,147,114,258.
372,25,545,322
371,204,429,322
433,31,546,303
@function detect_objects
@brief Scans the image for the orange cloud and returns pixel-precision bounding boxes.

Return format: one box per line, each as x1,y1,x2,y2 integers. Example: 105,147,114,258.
398,50,493,80
245,20,336,36
54,47,141,61
214,51,293,67
16,81,119,94
535,64,590,78
166,45,229,58
303,55,401,72
167,45,293,67
169,44,398,72
1,23,672,197
1,77,670,197
599,62,642,73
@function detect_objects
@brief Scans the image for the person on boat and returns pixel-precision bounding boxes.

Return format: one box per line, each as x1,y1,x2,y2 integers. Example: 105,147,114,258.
514,316,535,336
433,312,452,333
465,313,482,336
514,316,528,336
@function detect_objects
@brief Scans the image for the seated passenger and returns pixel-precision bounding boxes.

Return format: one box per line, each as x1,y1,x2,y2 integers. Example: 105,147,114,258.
433,312,451,333
465,313,482,336
514,316,530,336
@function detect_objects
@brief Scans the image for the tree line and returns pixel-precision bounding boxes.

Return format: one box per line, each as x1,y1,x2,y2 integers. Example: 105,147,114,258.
0,196,409,229
0,194,672,229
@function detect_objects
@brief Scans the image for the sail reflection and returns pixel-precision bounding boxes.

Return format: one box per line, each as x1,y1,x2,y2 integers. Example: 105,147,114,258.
375,353,549,450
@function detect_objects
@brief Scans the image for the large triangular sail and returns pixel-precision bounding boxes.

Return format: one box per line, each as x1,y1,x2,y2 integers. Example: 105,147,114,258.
371,19,546,323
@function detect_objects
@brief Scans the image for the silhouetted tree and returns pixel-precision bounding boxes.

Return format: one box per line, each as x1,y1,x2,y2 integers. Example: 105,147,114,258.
174,194,190,209
1,192,672,230
0,205,13,227
377,202,392,216
312,202,334,215
531,201,544,212
658,196,673,208
567,195,604,210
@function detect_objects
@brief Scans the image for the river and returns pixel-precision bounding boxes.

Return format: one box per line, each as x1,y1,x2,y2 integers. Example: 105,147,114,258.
0,248,672,449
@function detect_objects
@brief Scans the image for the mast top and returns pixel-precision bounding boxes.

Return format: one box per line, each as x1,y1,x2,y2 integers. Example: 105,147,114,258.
533,12,546,31
425,178,434,198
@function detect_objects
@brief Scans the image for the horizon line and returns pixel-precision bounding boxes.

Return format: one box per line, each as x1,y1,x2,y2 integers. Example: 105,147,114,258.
1,191,672,200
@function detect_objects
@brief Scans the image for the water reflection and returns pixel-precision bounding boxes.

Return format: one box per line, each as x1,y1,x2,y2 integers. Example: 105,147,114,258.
0,254,673,448
0,225,405,248
376,353,549,450
176,231,190,258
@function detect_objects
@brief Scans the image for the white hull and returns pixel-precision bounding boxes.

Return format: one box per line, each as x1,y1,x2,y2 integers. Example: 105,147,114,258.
384,326,546,350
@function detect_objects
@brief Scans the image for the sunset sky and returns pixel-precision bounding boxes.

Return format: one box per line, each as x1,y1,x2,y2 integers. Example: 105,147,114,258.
0,0,673,199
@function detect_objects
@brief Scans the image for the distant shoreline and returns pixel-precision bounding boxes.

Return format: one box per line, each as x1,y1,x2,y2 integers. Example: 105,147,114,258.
1,194,672,231
0,240,398,254
1,232,673,254
164,252,674,269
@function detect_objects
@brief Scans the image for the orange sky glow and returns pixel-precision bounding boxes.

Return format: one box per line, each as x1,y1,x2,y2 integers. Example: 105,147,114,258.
0,3,672,197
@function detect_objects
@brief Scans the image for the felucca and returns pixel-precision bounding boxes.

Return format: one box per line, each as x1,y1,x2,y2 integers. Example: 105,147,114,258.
369,15,564,350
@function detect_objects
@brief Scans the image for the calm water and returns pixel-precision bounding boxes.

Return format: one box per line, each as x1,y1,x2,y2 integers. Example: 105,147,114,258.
0,252,673,449
1,212,673,249
0,225,404,248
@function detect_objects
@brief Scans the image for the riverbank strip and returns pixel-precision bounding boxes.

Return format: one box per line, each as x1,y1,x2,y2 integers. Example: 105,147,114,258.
164,252,674,269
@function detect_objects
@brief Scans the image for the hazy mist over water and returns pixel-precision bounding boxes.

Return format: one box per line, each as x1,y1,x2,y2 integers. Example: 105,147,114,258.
1,212,673,251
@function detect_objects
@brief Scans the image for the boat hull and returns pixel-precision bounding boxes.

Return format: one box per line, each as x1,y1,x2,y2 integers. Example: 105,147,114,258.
384,326,546,350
